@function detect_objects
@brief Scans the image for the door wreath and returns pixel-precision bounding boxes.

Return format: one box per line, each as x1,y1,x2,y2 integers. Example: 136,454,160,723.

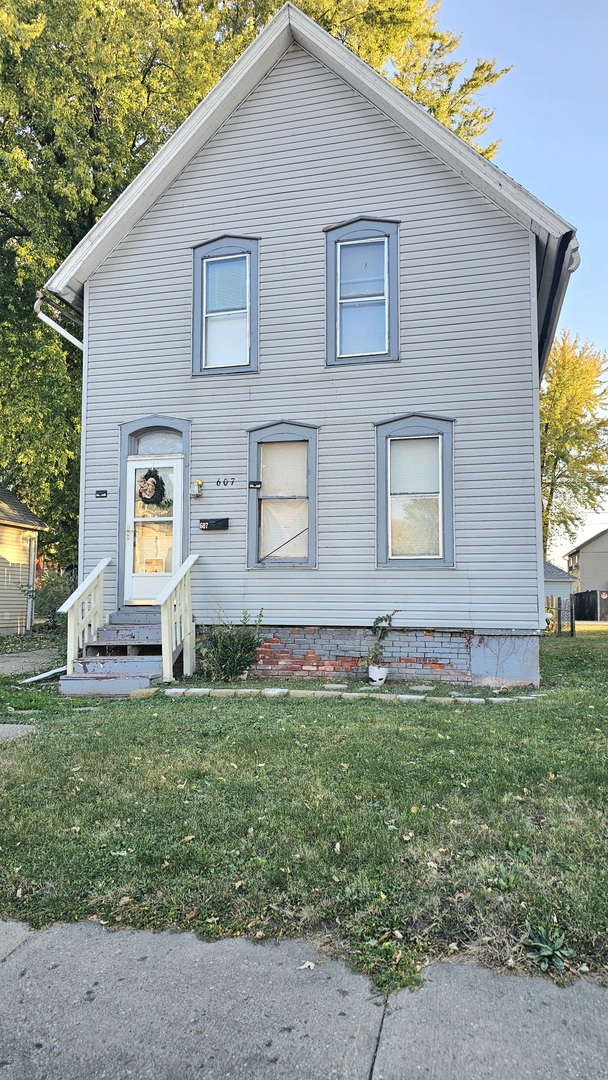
138,468,166,507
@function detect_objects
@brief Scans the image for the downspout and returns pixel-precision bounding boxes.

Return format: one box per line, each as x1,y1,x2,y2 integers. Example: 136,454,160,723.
34,291,83,351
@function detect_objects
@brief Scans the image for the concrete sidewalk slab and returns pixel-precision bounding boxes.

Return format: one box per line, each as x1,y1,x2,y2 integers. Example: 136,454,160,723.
375,961,608,1079
0,922,382,1079
0,920,606,1079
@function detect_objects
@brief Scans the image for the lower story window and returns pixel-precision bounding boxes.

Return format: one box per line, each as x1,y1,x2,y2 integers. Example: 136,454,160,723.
248,422,318,567
376,413,454,568
389,436,441,558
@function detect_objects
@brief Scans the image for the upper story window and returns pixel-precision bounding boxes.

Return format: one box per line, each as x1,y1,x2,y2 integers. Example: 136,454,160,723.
325,217,399,366
192,236,259,375
376,414,455,568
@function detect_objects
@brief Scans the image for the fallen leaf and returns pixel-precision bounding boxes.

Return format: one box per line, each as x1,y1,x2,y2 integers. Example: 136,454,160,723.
234,880,244,889
298,961,315,970
181,835,195,843
118,896,132,907
186,907,200,922
334,842,341,854
341,763,349,770
402,832,414,842
393,929,403,940
410,806,419,814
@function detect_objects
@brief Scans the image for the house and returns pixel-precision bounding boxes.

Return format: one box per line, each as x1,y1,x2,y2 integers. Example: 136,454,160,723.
543,561,575,605
566,531,608,621
0,487,47,635
567,530,608,593
41,4,578,693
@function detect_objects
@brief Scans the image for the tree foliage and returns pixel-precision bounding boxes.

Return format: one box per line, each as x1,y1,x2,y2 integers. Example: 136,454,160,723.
540,331,608,558
0,0,508,560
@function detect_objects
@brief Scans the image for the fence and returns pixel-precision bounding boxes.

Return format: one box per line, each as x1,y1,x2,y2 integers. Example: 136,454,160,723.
545,595,575,636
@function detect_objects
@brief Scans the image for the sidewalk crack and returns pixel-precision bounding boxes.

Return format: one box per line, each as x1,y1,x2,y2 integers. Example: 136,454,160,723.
368,998,388,1080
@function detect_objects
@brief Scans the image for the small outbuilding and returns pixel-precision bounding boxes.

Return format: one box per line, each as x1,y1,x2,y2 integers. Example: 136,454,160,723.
0,487,47,635
543,560,575,605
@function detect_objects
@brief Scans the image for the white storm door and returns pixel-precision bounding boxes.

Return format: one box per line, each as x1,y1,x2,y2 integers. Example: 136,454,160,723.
124,456,183,603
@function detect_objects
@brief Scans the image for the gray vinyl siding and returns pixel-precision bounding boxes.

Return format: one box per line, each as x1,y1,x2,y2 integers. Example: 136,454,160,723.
578,537,608,593
83,44,541,631
0,525,33,634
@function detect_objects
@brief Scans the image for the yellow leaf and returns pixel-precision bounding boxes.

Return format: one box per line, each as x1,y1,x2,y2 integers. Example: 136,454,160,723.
181,835,195,843
410,806,419,814
235,880,244,889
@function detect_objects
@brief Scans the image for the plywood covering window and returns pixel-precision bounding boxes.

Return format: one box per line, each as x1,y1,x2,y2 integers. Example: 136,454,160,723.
248,422,318,568
376,414,454,568
325,217,399,366
193,237,258,375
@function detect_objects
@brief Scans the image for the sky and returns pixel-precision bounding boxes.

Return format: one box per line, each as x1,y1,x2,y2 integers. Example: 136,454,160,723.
440,0,607,558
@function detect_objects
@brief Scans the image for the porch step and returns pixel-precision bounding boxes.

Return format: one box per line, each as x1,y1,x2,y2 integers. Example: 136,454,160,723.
109,609,162,625
73,655,163,677
59,672,160,697
96,625,162,646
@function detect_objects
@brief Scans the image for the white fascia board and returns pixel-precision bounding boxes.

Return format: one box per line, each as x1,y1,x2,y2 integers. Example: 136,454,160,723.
45,9,295,306
287,5,575,243
46,2,577,309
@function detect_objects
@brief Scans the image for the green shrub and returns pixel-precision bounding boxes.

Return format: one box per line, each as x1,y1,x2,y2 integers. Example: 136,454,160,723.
197,609,263,681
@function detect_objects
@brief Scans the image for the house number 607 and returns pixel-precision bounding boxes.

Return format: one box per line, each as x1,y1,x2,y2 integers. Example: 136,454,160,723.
216,477,235,486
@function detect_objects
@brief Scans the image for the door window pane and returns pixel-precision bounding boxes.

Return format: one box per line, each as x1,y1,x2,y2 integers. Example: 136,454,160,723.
134,466,174,519
136,430,182,454
133,521,174,574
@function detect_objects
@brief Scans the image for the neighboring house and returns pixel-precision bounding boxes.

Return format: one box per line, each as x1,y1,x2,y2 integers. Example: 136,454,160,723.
543,561,575,605
567,530,608,593
41,4,578,693
0,487,47,635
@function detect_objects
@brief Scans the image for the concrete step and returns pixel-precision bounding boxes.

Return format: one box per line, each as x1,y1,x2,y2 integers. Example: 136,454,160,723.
73,655,163,677
109,609,161,625
96,625,162,646
59,672,159,697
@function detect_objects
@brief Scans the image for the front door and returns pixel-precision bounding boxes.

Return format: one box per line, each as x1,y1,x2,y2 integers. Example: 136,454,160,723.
124,456,183,603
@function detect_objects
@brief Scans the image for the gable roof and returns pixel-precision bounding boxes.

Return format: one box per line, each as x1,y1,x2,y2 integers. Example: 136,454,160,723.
543,560,575,582
44,3,578,373
566,528,608,557
0,487,47,531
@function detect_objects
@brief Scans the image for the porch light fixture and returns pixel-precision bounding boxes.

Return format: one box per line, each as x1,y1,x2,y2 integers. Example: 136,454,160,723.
190,480,204,497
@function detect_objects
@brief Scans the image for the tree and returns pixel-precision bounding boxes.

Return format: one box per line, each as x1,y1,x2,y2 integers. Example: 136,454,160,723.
0,0,509,560
540,331,608,558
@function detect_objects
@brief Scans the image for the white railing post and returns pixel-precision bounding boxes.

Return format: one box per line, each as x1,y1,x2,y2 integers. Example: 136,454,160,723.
58,558,112,674
153,554,199,683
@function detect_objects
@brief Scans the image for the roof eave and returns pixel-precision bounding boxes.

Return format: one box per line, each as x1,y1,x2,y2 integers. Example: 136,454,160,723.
45,2,578,321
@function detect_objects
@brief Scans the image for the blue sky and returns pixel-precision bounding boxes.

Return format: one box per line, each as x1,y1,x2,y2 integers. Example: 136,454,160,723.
440,0,606,355
440,0,607,557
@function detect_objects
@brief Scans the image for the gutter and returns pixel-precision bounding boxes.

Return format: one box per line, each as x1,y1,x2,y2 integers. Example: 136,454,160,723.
34,291,83,351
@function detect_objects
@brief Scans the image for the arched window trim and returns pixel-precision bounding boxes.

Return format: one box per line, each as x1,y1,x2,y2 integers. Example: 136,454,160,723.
375,413,455,568
325,217,400,367
192,235,259,376
247,421,318,568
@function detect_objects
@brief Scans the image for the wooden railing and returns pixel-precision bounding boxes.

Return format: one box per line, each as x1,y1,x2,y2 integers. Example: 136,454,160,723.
153,554,199,682
58,558,112,675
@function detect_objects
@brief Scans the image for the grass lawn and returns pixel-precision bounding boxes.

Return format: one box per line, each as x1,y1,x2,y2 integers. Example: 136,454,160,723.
0,632,606,992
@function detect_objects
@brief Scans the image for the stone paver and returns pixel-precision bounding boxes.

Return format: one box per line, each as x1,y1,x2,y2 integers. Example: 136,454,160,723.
0,723,36,741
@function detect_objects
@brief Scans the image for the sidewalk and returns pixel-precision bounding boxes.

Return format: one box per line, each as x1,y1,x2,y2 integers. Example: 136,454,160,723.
1,920,606,1079
0,648,59,678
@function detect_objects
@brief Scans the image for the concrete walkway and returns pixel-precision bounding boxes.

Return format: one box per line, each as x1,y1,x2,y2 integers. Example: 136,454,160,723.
0,648,59,678
1,921,606,1079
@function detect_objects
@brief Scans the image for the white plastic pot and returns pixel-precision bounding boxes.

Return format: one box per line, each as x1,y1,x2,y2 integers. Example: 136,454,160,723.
368,664,388,686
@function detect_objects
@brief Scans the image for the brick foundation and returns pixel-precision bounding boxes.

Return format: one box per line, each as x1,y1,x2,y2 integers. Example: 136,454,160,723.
242,625,540,686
